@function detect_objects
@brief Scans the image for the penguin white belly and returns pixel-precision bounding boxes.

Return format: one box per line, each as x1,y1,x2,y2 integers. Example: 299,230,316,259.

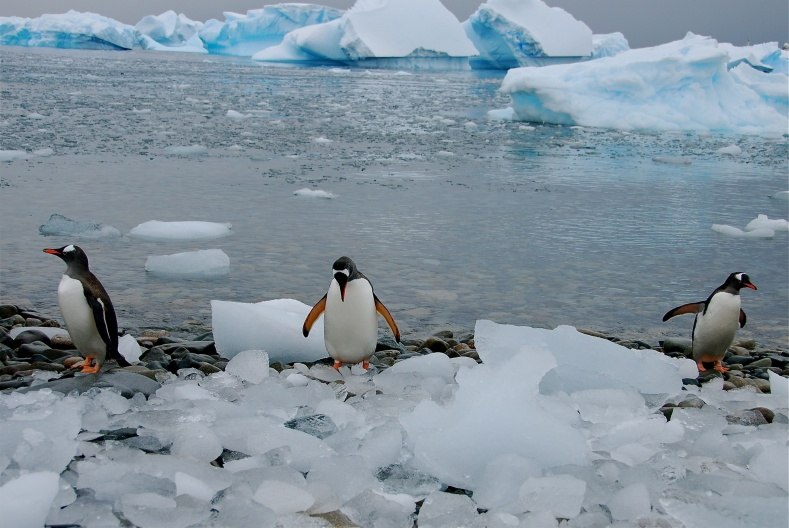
692,292,740,361
58,275,107,361
323,279,377,364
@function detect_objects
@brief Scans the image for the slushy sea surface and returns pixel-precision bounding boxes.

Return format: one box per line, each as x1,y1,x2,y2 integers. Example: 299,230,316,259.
1,46,787,348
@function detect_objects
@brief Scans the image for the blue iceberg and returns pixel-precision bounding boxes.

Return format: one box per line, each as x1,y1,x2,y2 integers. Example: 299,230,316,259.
135,10,206,53
500,33,789,136
0,11,138,50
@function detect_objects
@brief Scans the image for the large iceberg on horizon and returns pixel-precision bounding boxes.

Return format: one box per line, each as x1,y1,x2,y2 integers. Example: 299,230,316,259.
500,33,789,136
463,0,593,69
254,0,477,69
135,11,206,53
199,4,342,57
0,10,138,50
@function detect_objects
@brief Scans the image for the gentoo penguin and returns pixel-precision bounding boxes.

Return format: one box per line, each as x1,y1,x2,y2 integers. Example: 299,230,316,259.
43,245,129,373
662,272,757,373
303,256,400,370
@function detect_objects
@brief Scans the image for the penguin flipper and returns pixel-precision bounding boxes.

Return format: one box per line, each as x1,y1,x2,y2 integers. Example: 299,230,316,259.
374,294,400,342
303,294,327,337
739,309,746,328
662,302,703,322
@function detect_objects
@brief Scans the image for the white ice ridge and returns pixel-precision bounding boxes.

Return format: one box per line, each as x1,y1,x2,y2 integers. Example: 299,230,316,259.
0,11,139,50
145,249,230,278
136,11,206,53
500,33,789,136
128,220,232,241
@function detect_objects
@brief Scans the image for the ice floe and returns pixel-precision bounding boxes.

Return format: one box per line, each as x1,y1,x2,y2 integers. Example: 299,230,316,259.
38,213,121,239
128,220,232,241
145,249,230,278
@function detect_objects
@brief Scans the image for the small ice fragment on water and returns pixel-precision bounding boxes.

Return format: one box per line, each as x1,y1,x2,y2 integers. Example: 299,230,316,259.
164,144,208,156
717,144,742,156
225,349,269,383
129,220,232,241
744,214,789,232
487,107,516,121
253,480,314,513
772,191,789,200
652,156,693,165
0,149,29,161
33,147,54,156
712,224,774,238
293,188,337,199
145,249,230,278
0,472,59,528
313,136,333,144
39,213,121,238
226,109,249,119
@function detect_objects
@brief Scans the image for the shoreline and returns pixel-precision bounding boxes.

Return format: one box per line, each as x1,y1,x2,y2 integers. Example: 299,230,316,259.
2,302,787,395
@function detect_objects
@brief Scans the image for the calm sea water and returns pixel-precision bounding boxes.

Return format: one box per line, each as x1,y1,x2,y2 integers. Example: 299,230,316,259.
1,46,787,348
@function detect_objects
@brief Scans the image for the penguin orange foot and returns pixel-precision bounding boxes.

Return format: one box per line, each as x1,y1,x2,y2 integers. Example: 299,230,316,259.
304,256,400,371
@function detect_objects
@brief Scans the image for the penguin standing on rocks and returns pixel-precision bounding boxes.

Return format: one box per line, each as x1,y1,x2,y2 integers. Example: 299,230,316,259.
303,256,400,370
43,245,129,373
663,272,757,373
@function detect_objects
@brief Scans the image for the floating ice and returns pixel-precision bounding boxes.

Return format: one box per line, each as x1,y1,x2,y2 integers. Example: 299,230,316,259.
118,334,143,364
200,4,342,57
0,11,138,50
38,213,121,238
254,0,476,69
225,349,270,384
464,0,593,69
0,472,60,528
772,191,789,200
712,224,775,238
0,149,29,162
745,214,789,232
211,298,328,363
225,109,249,119
717,144,743,156
163,144,208,156
501,33,789,135
145,249,230,278
129,220,232,241
293,188,337,199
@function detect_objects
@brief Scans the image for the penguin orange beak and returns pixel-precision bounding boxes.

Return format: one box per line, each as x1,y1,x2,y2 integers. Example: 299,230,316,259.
744,281,757,290
334,273,348,302
43,248,61,256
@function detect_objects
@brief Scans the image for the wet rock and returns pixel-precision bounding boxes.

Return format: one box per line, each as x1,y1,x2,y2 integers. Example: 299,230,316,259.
50,334,74,349
199,362,222,375
1,314,26,327
0,379,31,390
376,334,403,352
745,358,772,369
677,395,706,408
117,365,160,381
140,348,171,364
725,375,748,388
16,341,53,359
422,337,449,353
578,328,608,339
157,341,217,355
728,345,752,356
726,409,768,426
746,378,771,393
25,317,43,327
0,363,33,375
661,337,693,356
30,361,65,373
735,339,757,350
11,329,53,346
18,370,160,398
750,407,775,423
0,305,18,319
432,330,454,339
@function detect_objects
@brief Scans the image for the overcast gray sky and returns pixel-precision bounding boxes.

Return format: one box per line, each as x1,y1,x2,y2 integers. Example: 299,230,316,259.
2,1,787,49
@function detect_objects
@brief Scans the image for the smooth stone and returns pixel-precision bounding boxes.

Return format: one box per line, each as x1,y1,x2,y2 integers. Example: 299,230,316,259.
728,345,752,356
117,365,159,381
726,355,754,365
199,362,222,375
50,334,74,349
422,337,449,352
745,358,772,369
30,361,65,372
401,338,424,348
10,329,52,346
726,375,748,388
578,328,608,339
735,339,757,350
452,342,471,352
0,305,18,318
140,348,171,363
432,330,454,339
0,363,32,375
750,407,775,423
723,381,737,391
63,357,84,369
16,341,52,358
661,337,692,356
17,370,160,398
156,341,217,355
0,380,31,390
25,317,43,327
1,314,26,327
677,395,706,408
376,334,404,352
745,378,771,392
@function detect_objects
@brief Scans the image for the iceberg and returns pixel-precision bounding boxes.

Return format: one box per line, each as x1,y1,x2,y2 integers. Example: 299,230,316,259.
199,4,342,57
254,0,477,69
500,33,789,135
591,32,630,59
135,11,206,53
144,249,230,279
0,11,138,50
463,0,593,69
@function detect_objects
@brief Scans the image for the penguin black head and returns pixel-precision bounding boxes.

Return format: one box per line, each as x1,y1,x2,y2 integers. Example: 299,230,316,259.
43,244,89,272
727,272,757,291
332,256,357,302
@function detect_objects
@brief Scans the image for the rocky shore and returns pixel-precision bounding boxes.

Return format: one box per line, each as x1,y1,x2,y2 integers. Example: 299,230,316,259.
2,303,787,400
